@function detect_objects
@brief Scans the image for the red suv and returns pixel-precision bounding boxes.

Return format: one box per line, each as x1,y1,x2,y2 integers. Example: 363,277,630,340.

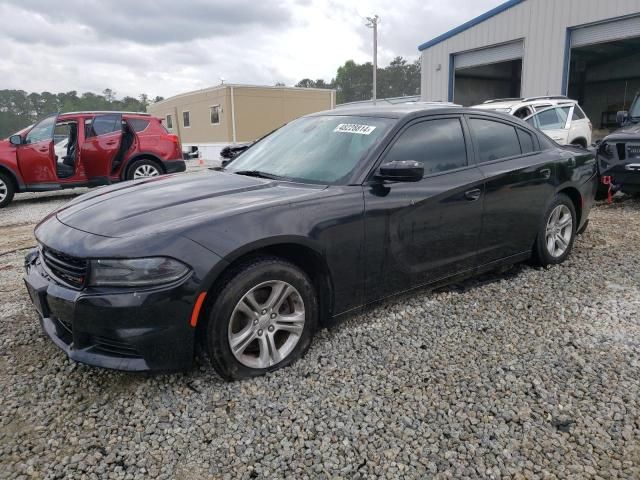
0,111,185,207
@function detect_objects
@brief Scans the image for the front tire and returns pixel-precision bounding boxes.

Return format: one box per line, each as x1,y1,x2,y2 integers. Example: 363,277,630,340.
0,172,15,208
533,193,577,267
205,257,318,380
126,159,162,180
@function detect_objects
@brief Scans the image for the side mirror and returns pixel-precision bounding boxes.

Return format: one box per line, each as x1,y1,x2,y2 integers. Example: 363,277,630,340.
617,111,628,126
376,160,424,182
9,134,22,146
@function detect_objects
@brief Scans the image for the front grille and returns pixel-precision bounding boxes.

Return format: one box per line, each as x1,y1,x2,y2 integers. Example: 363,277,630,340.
628,144,640,158
41,247,88,289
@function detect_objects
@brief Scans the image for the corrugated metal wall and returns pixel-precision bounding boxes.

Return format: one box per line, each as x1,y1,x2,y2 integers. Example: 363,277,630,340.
420,0,640,102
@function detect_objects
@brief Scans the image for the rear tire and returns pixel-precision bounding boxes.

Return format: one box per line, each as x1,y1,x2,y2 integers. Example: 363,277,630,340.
205,257,318,381
0,172,15,208
126,158,162,180
533,193,577,267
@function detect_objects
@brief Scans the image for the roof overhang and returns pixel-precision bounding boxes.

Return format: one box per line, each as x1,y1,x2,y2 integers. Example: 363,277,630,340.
418,0,525,52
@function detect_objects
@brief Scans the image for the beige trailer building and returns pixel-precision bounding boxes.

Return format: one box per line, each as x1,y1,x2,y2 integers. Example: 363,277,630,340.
147,84,336,159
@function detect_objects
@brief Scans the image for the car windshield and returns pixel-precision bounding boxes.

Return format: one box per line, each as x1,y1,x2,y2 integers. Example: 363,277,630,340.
630,97,640,119
226,115,394,184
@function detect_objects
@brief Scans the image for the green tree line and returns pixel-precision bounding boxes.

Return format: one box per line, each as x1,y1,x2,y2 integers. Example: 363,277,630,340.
0,89,163,138
295,56,421,104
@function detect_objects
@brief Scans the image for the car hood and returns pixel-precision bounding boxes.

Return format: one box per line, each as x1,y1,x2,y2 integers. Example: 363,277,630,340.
54,171,326,238
604,123,640,142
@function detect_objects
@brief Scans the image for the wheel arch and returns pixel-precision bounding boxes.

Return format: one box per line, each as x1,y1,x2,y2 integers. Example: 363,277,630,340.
0,164,22,192
122,153,165,179
570,137,588,148
197,238,335,333
557,186,582,226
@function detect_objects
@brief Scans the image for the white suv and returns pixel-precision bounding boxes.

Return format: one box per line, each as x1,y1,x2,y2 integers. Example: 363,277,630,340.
472,96,593,147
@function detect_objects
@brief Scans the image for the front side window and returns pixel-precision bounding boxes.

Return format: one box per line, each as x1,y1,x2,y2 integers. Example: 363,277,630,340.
210,105,220,125
469,118,521,163
25,115,56,144
227,115,394,184
384,118,468,176
183,111,190,127
166,115,173,129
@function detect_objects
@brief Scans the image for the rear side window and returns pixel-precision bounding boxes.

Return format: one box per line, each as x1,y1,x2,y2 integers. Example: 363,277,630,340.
572,106,586,120
517,128,536,154
385,118,468,176
469,119,521,163
87,114,121,137
128,118,150,132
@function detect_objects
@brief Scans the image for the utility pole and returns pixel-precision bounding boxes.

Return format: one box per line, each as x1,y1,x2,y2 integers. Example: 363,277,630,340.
366,15,379,105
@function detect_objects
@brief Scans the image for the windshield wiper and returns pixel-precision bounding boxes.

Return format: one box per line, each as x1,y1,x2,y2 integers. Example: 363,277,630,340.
233,170,286,180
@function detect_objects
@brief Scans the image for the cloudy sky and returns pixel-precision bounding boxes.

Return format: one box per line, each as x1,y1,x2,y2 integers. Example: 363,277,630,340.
0,0,503,99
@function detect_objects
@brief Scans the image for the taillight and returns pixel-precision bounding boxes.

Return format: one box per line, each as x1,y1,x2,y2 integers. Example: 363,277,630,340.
167,134,180,143
588,122,593,132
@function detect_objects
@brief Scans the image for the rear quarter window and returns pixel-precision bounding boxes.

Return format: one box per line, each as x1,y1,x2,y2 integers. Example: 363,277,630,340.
127,118,151,132
572,106,586,120
517,128,536,154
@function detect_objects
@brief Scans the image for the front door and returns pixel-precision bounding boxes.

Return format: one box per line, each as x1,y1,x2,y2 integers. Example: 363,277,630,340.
80,114,123,182
17,115,58,184
363,116,485,303
526,106,570,144
468,115,557,266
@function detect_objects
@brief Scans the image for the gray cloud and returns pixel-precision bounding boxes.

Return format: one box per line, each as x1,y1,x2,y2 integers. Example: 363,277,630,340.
0,0,504,98
3,0,293,45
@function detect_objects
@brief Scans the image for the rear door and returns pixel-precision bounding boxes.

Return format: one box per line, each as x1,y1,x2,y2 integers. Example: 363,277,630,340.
80,114,123,181
468,116,556,266
17,114,58,184
363,116,485,302
526,106,570,144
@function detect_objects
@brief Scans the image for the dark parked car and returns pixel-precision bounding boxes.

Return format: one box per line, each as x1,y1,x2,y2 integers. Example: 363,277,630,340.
0,111,186,208
24,105,598,380
596,93,640,196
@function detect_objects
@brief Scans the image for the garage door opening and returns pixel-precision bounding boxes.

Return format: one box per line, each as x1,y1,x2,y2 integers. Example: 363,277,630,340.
454,59,522,106
568,36,640,134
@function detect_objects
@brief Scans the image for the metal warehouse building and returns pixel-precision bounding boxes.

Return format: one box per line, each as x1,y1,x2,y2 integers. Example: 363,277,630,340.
147,84,335,158
419,0,640,128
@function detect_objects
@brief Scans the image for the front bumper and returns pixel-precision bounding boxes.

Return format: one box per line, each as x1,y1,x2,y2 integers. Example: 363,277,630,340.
24,249,198,372
162,159,187,174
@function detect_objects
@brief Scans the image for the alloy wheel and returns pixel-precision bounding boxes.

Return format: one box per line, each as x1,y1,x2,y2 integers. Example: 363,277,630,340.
228,280,305,369
545,204,573,258
133,164,160,179
0,178,7,203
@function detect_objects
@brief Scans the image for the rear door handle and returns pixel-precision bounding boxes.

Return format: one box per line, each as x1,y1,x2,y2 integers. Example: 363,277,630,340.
464,188,482,201
539,168,551,179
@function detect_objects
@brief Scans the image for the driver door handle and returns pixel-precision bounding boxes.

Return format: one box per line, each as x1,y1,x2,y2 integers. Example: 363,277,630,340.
464,188,482,201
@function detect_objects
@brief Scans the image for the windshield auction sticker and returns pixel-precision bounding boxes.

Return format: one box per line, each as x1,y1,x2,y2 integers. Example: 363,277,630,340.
333,124,377,135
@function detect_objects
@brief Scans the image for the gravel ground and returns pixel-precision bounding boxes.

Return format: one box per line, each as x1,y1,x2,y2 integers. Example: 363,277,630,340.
0,186,639,479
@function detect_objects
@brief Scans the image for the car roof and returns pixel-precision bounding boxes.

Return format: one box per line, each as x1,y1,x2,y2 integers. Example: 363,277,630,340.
472,98,578,110
57,111,151,119
309,102,469,119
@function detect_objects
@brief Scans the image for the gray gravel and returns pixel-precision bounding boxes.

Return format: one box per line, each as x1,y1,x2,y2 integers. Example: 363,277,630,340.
1,190,639,479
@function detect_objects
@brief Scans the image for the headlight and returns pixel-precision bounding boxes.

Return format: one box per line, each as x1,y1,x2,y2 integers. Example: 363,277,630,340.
88,257,190,287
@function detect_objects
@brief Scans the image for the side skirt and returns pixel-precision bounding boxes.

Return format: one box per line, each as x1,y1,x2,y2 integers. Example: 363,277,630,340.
327,251,531,326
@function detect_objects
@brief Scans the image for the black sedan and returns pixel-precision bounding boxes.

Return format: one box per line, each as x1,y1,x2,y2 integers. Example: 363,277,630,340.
24,105,598,380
